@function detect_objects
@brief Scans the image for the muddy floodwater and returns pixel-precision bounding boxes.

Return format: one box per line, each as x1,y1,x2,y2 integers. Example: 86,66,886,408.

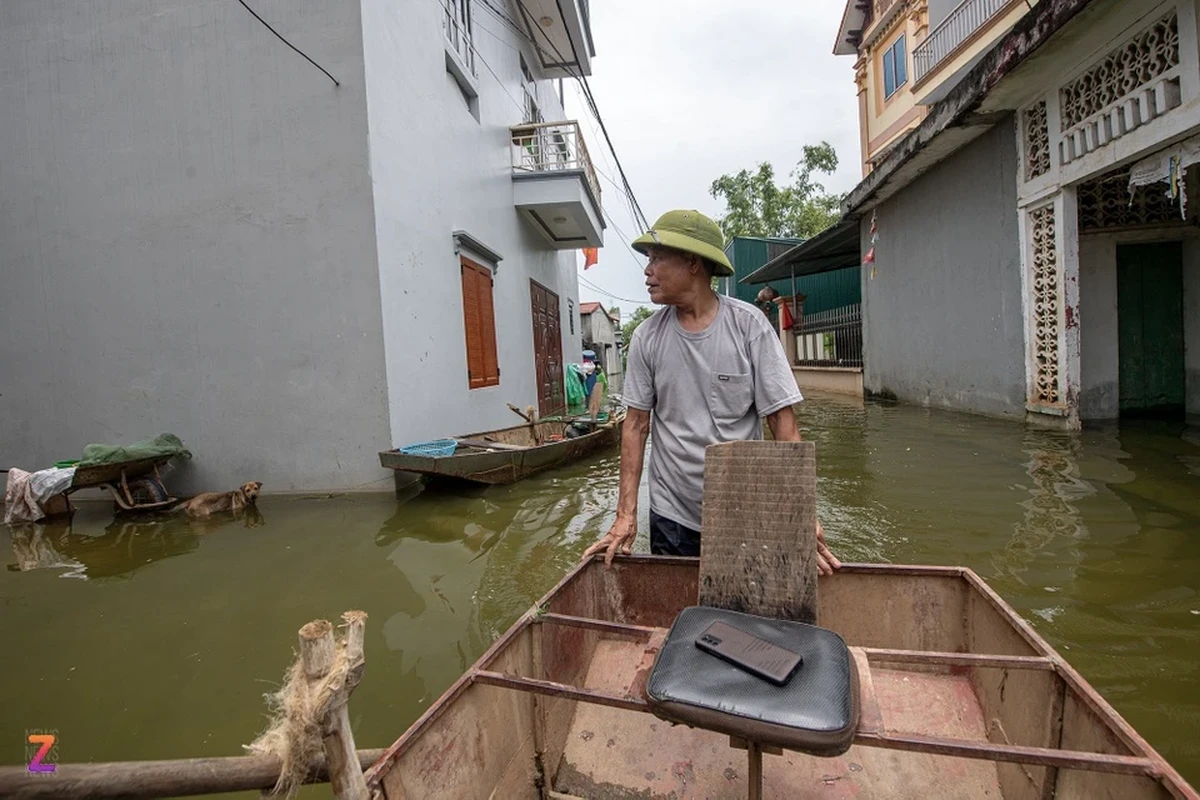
3,393,1199,796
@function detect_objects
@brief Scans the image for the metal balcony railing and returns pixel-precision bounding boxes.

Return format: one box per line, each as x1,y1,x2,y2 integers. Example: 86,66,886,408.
442,0,475,78
510,120,602,207
792,303,863,368
913,0,1010,84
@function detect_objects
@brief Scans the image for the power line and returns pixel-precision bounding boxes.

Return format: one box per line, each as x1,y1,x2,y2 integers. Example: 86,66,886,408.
538,11,650,231
461,26,527,118
463,7,650,290
574,85,644,234
236,0,339,86
492,0,650,232
476,0,532,43
472,14,520,54
577,273,647,305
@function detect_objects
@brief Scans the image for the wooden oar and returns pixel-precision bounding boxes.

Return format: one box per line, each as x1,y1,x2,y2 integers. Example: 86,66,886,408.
506,403,532,423
506,402,543,446
455,438,530,452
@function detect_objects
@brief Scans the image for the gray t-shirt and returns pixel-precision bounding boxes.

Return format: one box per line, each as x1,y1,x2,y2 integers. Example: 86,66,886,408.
623,294,803,531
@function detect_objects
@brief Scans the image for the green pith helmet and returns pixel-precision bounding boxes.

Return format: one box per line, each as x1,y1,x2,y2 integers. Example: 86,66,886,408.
632,209,734,277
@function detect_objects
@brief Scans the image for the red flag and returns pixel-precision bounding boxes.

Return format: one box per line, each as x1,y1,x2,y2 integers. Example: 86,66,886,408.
582,247,599,269
779,298,795,329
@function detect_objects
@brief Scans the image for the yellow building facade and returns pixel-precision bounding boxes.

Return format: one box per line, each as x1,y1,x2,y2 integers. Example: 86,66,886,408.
836,0,1039,176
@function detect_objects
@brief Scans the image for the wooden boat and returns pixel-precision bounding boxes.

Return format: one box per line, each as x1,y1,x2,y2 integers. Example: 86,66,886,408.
362,555,1199,799
379,410,625,485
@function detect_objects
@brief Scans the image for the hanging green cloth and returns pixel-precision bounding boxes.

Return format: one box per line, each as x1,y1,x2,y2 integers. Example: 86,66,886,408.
565,365,586,414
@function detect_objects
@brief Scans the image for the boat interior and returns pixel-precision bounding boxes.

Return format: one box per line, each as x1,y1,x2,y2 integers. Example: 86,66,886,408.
365,557,1190,800
452,414,619,451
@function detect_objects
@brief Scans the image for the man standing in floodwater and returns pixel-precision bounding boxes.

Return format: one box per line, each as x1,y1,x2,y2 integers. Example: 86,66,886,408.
582,209,841,574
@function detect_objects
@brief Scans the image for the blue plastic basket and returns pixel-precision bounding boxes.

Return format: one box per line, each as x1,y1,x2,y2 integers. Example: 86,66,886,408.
398,438,459,458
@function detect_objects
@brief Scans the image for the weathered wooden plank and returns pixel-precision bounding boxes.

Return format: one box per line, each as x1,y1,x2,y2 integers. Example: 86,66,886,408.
698,440,818,623
863,648,1057,670
0,750,386,799
454,437,531,452
471,670,648,713
539,613,657,639
850,647,884,734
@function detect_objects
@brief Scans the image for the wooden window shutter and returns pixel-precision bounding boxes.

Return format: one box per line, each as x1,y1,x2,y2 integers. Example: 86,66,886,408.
479,269,499,384
462,261,485,388
461,258,499,389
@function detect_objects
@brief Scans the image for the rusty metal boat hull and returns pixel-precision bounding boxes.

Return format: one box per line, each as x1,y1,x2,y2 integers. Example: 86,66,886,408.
364,557,1198,800
379,413,624,486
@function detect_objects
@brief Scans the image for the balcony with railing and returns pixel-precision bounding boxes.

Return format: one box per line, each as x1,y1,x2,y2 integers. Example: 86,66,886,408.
913,0,1012,86
511,121,604,249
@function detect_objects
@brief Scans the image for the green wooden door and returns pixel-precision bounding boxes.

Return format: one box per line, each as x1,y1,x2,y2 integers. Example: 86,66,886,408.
1117,242,1185,416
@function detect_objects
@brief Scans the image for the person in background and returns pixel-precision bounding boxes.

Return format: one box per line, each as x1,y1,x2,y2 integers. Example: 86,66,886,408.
582,209,840,574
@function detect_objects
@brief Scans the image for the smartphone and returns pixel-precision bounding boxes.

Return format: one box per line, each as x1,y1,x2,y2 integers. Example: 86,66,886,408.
694,620,804,686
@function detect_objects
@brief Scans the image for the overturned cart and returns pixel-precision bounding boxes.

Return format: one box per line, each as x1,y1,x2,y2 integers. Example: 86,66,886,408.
61,434,193,513
364,441,1197,800
63,457,178,512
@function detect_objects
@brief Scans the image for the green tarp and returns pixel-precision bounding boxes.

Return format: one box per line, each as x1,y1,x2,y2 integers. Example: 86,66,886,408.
78,433,193,467
566,365,586,414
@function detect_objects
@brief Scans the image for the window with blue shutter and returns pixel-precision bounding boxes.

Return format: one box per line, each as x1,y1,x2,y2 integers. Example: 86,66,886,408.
883,35,907,99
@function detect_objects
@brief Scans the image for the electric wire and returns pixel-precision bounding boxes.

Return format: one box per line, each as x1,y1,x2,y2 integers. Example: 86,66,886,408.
577,273,647,305
464,3,654,307
235,0,340,86
520,5,650,231
479,0,650,231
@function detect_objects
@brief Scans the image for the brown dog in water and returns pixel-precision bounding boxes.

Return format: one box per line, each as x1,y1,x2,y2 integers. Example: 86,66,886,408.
176,481,262,518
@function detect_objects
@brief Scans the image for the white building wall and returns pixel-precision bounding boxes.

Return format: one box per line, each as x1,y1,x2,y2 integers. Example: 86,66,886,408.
360,0,581,446
0,0,391,493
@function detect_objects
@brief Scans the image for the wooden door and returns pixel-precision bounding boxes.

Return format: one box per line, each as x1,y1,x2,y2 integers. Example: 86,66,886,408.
1117,241,1185,417
530,280,565,417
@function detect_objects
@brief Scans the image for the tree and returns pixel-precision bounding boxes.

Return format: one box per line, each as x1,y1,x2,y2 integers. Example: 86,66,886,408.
620,306,653,370
708,142,844,243
622,306,652,343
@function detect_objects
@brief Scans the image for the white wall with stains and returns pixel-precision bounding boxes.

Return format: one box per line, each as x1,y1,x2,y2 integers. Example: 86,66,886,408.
360,0,581,452
0,0,585,493
0,0,390,493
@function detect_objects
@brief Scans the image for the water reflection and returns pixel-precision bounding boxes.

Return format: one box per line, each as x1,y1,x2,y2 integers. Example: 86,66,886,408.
996,430,1090,586
6,506,265,580
2,399,1198,788
8,522,86,578
374,454,624,690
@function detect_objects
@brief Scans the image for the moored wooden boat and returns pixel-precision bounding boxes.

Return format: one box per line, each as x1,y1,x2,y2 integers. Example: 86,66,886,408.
362,555,1199,799
379,410,625,485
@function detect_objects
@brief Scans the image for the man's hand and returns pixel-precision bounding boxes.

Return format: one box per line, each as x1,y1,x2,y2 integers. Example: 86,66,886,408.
816,518,842,576
583,514,637,567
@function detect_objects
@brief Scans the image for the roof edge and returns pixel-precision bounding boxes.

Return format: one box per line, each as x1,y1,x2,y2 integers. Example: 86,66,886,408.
842,0,1098,216
834,0,867,56
739,217,861,285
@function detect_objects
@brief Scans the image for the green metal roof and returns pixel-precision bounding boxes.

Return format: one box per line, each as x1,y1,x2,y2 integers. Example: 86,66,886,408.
723,234,859,314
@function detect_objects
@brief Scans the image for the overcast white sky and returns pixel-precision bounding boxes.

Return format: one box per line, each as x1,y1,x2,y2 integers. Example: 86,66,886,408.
564,0,863,320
